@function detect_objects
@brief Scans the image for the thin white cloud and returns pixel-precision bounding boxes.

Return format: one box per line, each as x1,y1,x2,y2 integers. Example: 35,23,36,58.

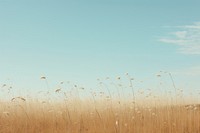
173,31,187,38
159,22,200,55
159,38,186,45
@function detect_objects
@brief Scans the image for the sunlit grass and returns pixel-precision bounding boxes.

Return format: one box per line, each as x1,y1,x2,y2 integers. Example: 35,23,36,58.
0,73,199,133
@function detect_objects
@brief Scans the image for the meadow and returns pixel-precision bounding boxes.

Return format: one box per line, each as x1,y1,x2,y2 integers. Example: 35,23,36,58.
0,73,199,133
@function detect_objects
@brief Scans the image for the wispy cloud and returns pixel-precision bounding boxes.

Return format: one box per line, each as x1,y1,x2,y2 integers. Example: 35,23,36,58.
159,22,200,55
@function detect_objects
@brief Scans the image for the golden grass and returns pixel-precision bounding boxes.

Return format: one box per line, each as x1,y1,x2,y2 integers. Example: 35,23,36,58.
0,98,200,133
1,73,199,133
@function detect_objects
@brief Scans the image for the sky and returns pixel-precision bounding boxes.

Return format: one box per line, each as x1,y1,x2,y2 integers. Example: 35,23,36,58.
0,0,200,96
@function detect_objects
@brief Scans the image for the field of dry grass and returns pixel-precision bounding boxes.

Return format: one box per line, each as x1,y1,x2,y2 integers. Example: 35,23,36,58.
1,97,200,133
0,74,199,133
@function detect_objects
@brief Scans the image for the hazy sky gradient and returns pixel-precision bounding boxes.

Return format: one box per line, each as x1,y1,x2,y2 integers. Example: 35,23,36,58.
0,0,200,94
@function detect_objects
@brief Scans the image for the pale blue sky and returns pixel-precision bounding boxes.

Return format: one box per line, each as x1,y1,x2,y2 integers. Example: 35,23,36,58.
0,0,200,95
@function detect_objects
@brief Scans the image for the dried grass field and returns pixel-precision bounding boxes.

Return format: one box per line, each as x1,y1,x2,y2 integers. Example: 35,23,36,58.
0,75,199,133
